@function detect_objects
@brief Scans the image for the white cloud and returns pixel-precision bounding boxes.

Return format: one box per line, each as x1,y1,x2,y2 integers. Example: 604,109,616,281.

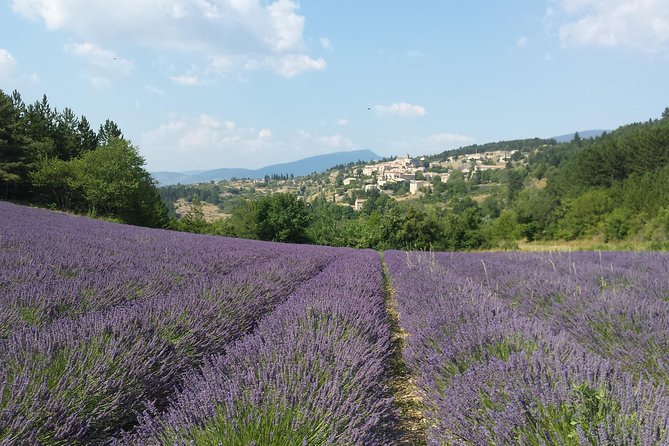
517,36,529,47
422,133,474,146
272,54,326,78
140,114,357,171
145,84,165,96
556,0,669,52
388,132,474,155
13,0,325,79
336,118,348,126
406,49,424,58
374,102,426,118
319,134,353,149
205,53,323,81
88,75,111,87
141,114,271,170
65,42,134,76
0,49,18,80
320,37,332,50
266,0,305,52
0,49,43,86
170,74,204,86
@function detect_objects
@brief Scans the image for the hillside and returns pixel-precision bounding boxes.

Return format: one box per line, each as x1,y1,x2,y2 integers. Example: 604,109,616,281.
2,201,669,444
152,149,382,185
161,108,669,251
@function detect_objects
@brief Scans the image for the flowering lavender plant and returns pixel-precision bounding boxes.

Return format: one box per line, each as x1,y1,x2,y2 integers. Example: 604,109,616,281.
386,250,669,445
116,250,394,446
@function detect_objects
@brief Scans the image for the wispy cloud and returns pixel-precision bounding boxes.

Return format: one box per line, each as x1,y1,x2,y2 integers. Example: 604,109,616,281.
319,134,353,148
422,132,474,146
516,36,529,48
65,42,134,75
320,37,332,50
406,49,424,58
0,49,18,81
0,49,40,86
169,74,205,86
141,114,272,169
13,0,327,79
271,54,326,78
387,132,474,155
141,114,355,171
144,84,165,96
374,102,426,118
555,0,669,53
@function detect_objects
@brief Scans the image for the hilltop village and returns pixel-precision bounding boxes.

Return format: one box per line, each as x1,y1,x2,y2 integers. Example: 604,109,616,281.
164,149,521,219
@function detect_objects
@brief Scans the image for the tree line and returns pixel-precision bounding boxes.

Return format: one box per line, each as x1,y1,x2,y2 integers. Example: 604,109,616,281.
0,89,168,227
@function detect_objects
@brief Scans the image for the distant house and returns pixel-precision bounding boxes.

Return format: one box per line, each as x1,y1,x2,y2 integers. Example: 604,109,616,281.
383,170,403,180
476,165,499,171
354,198,367,211
343,177,356,186
363,184,379,192
409,180,429,194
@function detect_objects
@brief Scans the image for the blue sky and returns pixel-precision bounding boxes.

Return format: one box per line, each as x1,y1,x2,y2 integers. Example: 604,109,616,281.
1,0,668,172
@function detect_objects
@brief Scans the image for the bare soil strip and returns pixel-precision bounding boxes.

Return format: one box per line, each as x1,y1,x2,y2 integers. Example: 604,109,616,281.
380,254,428,446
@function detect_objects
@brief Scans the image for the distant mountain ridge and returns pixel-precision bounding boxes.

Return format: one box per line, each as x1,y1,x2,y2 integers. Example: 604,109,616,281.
152,149,382,186
552,129,608,143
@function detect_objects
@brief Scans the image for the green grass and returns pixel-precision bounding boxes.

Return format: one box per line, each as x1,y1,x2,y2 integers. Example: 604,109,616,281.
515,383,631,446
180,403,335,446
467,380,644,446
17,305,40,326
434,333,539,392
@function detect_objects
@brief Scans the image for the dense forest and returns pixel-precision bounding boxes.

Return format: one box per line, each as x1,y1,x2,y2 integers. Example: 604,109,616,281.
0,89,168,227
3,86,668,251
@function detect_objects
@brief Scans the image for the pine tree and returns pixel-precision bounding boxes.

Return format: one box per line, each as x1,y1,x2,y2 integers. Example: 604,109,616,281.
98,119,123,145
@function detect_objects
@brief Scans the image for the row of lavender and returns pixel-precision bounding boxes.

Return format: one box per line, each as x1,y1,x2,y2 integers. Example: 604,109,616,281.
115,250,393,445
386,250,669,445
0,201,307,337
438,251,669,382
0,203,391,445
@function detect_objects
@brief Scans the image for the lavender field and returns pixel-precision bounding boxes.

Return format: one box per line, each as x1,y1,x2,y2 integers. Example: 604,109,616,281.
386,250,669,445
1,201,669,445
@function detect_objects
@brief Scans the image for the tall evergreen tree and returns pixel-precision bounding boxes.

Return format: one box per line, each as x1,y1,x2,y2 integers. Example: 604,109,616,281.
0,90,30,198
54,107,80,160
98,119,123,145
24,94,56,159
77,116,99,153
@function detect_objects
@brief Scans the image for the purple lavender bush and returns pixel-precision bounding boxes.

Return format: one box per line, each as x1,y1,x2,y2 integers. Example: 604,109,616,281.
386,250,669,445
116,250,394,446
0,202,345,445
432,251,669,382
